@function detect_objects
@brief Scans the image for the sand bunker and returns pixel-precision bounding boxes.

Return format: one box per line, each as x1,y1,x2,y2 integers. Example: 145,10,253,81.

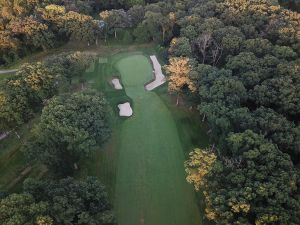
118,102,133,117
112,78,123,90
145,55,166,91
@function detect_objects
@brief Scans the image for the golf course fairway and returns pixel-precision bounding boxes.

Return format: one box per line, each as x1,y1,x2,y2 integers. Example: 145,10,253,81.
114,54,202,225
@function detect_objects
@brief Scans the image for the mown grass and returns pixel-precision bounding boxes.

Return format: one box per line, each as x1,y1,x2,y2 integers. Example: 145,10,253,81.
78,50,210,225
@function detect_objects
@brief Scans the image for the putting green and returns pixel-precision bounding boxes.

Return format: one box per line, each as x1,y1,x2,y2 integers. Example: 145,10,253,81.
114,54,202,225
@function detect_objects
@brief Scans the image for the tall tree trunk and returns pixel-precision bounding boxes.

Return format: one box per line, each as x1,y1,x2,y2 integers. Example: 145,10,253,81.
114,29,117,39
162,27,166,42
176,93,179,106
15,131,20,139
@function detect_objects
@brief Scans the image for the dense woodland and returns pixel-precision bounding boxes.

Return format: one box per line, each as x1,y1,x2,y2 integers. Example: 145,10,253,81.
0,0,300,224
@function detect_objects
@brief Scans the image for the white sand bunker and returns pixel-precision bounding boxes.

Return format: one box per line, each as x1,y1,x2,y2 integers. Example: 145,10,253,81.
118,102,133,117
145,55,166,91
111,78,123,90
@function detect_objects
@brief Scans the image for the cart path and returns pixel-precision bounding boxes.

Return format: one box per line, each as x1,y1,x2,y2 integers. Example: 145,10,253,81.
0,69,18,74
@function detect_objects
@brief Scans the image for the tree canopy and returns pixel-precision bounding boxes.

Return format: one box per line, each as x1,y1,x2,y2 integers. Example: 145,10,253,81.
23,91,111,175
0,177,115,225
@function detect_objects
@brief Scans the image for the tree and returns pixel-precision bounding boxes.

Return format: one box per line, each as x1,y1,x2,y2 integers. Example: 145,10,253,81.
0,76,35,131
244,107,300,158
0,177,115,225
0,30,20,64
194,33,222,65
59,11,100,45
44,52,95,81
251,76,300,116
7,16,55,51
123,0,145,8
169,37,192,57
17,62,61,100
0,193,52,225
164,57,196,105
23,91,111,175
199,75,247,107
133,23,151,43
186,130,300,224
143,9,172,43
185,148,217,191
100,9,130,39
241,38,273,57
23,177,116,225
122,30,133,43
127,5,145,26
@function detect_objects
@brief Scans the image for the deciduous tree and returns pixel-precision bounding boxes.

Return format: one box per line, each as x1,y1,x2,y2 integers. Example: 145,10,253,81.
165,57,195,105
23,91,111,175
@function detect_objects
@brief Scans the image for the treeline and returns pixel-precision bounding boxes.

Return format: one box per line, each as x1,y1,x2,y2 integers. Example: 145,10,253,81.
0,52,93,131
0,51,114,224
0,0,101,65
160,0,300,224
0,0,159,65
0,177,115,225
1,0,297,65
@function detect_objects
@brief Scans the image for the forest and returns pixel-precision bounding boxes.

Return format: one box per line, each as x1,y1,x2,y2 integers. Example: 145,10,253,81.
0,0,300,225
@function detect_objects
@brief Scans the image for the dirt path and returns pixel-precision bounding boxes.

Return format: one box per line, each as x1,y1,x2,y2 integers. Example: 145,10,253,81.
114,54,202,225
0,69,18,74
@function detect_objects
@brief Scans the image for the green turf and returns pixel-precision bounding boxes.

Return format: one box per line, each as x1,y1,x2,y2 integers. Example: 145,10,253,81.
0,116,46,192
113,53,202,225
0,73,15,84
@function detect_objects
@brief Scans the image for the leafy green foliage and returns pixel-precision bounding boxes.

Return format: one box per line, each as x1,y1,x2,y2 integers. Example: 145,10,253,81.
0,1,99,65
174,0,300,224
23,177,116,225
204,131,300,225
0,52,94,132
0,177,115,225
0,193,51,225
23,91,111,175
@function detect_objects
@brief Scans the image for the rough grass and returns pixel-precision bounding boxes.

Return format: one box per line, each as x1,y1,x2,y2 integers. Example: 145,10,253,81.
0,73,15,84
0,116,46,192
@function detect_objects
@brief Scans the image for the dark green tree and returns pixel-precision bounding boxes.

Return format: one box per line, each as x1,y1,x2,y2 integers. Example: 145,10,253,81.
0,193,52,225
23,91,111,175
23,177,116,225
